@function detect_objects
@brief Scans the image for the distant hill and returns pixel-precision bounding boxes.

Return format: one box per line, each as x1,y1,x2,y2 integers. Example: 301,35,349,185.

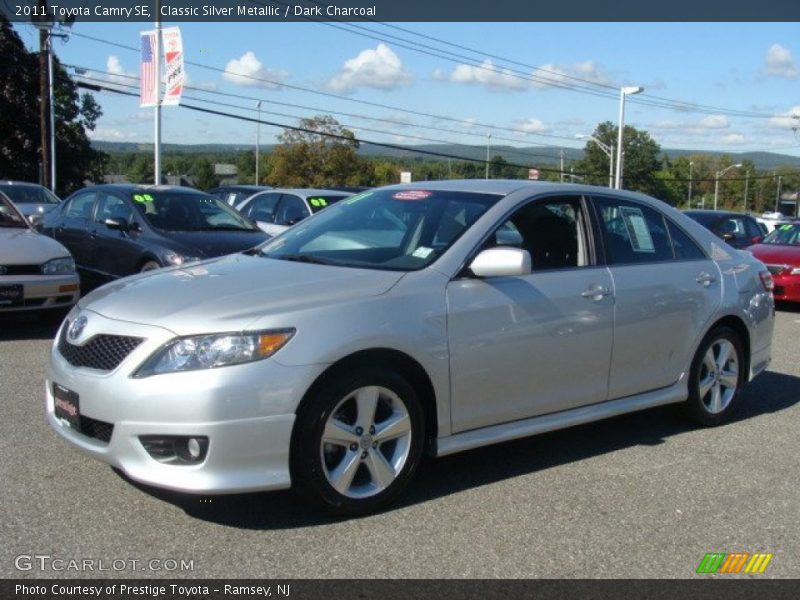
91,141,800,170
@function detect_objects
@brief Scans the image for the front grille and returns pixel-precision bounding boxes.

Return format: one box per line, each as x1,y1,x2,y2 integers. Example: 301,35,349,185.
79,415,114,443
0,264,41,275
58,325,143,371
766,264,787,276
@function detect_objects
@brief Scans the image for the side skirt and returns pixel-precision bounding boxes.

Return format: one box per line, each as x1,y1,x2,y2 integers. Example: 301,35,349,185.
435,381,688,457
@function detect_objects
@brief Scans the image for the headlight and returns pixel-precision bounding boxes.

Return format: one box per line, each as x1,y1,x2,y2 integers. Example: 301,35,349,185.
165,253,202,266
133,329,295,377
42,257,76,275
790,267,800,275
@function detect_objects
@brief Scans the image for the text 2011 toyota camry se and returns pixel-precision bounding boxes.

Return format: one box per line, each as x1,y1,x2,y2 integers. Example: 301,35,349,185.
46,181,775,515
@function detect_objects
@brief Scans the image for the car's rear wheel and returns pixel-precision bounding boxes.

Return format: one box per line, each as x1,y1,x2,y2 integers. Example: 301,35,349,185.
140,260,160,273
290,367,424,516
684,326,744,426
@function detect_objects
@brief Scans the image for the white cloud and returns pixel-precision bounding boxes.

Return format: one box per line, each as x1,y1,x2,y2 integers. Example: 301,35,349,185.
450,59,527,91
457,118,478,130
699,115,729,129
430,68,446,81
222,52,287,88
515,118,551,134
328,44,412,93
762,44,799,79
768,106,800,129
719,133,746,145
88,55,135,86
87,127,135,141
530,61,610,89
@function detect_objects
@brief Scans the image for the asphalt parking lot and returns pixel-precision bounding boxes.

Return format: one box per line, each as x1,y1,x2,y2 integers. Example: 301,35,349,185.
1,306,798,579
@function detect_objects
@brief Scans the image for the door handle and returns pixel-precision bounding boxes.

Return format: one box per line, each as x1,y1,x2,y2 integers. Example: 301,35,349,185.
581,285,611,300
696,272,716,286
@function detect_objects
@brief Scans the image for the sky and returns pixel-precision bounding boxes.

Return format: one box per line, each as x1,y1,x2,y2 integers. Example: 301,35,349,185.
14,20,800,161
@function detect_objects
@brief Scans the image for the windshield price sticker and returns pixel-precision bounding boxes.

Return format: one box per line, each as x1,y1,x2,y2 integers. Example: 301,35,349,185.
393,190,432,201
620,206,655,253
412,246,434,258
309,198,328,208
133,194,154,203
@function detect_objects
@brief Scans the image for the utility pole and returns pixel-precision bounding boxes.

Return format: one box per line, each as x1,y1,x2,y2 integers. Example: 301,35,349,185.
153,0,162,185
560,148,564,183
38,0,49,188
775,175,782,213
687,161,693,207
743,171,749,213
485,132,491,179
255,101,261,185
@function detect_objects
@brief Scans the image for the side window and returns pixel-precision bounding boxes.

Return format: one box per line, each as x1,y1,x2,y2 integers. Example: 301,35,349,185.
247,193,280,222
95,193,133,224
666,219,706,260
487,196,588,270
745,218,763,241
63,192,96,220
715,217,749,246
275,195,310,225
594,197,673,264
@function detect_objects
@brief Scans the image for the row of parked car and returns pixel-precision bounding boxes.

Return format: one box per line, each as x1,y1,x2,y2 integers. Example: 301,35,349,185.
2,179,800,323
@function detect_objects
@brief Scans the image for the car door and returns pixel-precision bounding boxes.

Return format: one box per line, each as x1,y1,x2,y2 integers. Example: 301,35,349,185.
272,194,311,233
446,195,614,433
592,195,722,400
91,191,144,278
240,192,281,234
52,190,97,271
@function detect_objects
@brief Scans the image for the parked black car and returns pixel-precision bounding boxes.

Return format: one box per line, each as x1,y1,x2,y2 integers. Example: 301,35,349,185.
39,185,268,281
683,210,764,249
207,185,272,207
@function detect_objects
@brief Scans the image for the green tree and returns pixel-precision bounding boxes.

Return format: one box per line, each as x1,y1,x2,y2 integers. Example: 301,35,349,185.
126,155,153,184
191,157,219,190
268,115,362,187
0,17,106,195
577,121,663,196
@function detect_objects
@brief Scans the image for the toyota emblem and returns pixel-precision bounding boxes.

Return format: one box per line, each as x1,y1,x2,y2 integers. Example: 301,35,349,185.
67,315,88,341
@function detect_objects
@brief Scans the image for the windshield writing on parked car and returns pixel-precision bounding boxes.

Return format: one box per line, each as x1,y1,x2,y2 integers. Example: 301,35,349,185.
761,223,800,246
258,189,501,271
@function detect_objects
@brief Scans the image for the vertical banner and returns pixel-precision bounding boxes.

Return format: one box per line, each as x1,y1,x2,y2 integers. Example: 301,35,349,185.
139,30,157,107
161,26,185,106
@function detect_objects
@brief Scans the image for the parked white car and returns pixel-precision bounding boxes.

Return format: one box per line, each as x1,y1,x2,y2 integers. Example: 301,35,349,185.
236,188,352,236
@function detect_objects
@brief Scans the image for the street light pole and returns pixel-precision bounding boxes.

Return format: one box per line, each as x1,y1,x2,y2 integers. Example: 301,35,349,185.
775,175,783,212
153,0,162,185
743,171,749,213
713,163,742,211
615,86,644,189
255,101,261,185
688,161,694,207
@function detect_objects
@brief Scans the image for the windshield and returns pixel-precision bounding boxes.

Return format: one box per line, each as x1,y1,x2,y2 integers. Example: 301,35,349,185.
761,223,800,246
0,184,60,205
258,188,501,271
306,194,350,214
132,191,258,232
0,193,29,228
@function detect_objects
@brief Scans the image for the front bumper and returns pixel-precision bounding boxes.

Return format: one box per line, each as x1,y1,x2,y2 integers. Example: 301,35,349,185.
45,311,324,494
0,273,79,312
771,273,800,303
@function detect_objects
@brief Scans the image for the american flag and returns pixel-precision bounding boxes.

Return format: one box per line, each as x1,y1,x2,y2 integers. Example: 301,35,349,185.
140,31,157,107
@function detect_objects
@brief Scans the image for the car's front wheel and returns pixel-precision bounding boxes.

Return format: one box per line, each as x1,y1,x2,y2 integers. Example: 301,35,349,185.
684,326,744,426
290,367,425,516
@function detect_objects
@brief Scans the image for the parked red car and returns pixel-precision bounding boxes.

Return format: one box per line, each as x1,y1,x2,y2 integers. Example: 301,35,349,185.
748,222,800,303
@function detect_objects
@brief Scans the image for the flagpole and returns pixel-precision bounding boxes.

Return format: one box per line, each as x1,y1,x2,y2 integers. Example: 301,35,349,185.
154,0,161,185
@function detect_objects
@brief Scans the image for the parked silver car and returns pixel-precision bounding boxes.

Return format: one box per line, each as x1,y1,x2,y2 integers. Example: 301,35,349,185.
235,188,352,236
1,192,79,316
0,180,62,226
46,181,774,515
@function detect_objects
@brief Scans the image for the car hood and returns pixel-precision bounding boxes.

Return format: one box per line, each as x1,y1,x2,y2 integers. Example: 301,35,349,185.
17,203,58,217
79,253,405,334
748,244,800,266
0,228,70,264
150,229,268,258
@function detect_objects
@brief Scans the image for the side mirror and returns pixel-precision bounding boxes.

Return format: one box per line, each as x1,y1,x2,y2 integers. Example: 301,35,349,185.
469,247,532,278
104,217,129,232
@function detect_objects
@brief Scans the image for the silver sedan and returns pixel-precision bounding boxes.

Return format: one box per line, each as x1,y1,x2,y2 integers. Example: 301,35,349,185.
1,192,79,316
46,181,774,515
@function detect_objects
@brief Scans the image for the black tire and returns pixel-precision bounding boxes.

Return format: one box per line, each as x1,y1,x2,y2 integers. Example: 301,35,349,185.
683,326,745,426
290,367,425,516
140,260,160,273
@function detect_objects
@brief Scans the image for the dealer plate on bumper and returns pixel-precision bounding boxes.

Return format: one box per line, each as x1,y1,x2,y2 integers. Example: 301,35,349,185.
53,383,80,430
0,284,23,307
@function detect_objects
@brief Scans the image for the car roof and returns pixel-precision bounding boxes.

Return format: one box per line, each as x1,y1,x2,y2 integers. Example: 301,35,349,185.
0,180,49,189
684,209,749,217
79,184,205,195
